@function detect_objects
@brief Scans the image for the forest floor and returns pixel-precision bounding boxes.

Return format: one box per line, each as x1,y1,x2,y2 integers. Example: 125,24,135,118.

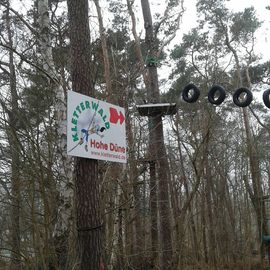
0,258,270,270
182,258,270,270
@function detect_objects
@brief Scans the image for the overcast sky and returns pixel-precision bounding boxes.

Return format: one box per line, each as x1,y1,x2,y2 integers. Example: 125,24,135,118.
12,0,269,61
10,0,270,97
178,0,270,60
152,0,270,92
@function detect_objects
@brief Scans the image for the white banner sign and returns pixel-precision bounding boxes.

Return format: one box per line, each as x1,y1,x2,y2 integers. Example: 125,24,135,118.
67,91,126,163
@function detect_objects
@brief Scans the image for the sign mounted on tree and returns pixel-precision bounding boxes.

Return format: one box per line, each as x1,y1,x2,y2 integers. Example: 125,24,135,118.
67,91,126,163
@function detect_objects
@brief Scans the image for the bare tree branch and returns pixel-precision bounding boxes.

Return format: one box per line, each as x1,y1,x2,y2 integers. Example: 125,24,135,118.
0,2,39,36
0,41,59,83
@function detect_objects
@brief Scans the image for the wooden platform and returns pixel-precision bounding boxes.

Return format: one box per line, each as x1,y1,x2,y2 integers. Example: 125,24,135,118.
137,103,177,116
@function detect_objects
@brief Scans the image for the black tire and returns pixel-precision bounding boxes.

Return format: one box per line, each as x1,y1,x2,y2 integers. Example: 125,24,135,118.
263,89,270,109
233,87,253,107
182,83,200,103
208,85,226,105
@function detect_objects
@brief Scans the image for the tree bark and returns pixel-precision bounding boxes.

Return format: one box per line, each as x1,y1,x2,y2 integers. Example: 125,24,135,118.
67,1,102,269
126,114,144,262
93,0,112,99
6,3,21,267
140,1,173,269
37,0,73,267
203,130,217,268
149,160,158,267
223,21,269,262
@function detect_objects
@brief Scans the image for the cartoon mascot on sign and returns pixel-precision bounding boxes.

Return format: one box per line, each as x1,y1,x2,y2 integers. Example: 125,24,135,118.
79,121,106,151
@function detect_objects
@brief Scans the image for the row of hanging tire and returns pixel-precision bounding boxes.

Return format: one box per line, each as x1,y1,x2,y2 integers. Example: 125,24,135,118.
182,84,270,108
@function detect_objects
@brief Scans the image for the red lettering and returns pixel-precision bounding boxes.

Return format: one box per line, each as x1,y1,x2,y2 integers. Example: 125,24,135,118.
110,143,125,153
90,139,108,150
90,139,96,148
110,143,114,151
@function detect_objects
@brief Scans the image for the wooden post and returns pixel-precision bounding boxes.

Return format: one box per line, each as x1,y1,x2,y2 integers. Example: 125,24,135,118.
67,1,102,269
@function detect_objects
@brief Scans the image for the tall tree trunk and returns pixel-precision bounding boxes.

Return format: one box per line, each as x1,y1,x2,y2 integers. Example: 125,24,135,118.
244,69,268,248
126,0,148,78
242,109,268,259
149,160,158,267
93,3,127,268
37,0,73,267
201,188,209,264
175,113,200,262
140,1,173,269
93,0,112,99
126,0,153,265
6,3,21,268
67,1,102,269
202,117,217,268
224,25,268,262
126,114,144,264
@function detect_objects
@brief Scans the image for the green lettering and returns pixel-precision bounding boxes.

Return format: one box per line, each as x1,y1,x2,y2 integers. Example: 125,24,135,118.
98,108,103,117
71,126,77,132
72,133,79,142
105,122,110,129
73,111,79,118
72,118,77,125
76,106,81,114
80,102,85,111
92,101,99,111
85,101,90,109
102,115,107,122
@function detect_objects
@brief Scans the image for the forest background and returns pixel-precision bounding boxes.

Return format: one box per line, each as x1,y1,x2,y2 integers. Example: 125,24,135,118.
0,0,270,269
